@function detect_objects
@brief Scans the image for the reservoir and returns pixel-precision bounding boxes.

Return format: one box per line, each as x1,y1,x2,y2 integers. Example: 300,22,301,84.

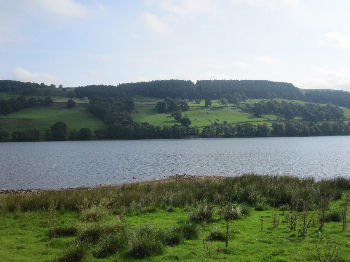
1,136,350,189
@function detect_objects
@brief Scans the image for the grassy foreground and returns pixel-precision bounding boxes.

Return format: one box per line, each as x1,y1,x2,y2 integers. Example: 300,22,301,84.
1,175,350,262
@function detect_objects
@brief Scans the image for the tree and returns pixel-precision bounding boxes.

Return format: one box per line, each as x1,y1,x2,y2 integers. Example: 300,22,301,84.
77,128,92,140
155,101,167,113
67,98,76,108
178,101,189,111
50,122,67,141
172,111,182,122
180,117,191,126
0,129,9,141
205,99,211,108
220,98,229,106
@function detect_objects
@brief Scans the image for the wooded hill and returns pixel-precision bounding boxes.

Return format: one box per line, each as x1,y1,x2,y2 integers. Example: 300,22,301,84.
1,79,350,141
2,79,350,108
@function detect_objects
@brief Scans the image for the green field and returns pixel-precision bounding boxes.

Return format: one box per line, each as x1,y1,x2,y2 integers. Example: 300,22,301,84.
0,176,349,261
132,98,350,127
131,98,277,127
0,103,105,136
2,96,350,138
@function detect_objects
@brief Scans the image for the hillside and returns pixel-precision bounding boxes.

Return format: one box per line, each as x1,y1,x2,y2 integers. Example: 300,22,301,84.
0,99,105,139
2,79,350,141
132,97,350,127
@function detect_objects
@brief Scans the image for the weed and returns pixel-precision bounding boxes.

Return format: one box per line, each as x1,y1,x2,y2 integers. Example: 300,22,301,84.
207,228,226,241
128,224,163,258
77,223,117,244
325,210,342,222
161,227,184,246
48,226,77,237
56,242,87,262
190,201,214,224
178,221,200,240
80,205,108,222
92,229,128,258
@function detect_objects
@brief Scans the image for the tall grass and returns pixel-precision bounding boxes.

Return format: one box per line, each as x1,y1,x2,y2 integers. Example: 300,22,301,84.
1,175,350,214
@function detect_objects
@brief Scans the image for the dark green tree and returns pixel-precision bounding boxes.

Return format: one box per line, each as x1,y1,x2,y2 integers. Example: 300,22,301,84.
67,98,76,108
180,117,191,126
50,122,67,141
77,128,92,140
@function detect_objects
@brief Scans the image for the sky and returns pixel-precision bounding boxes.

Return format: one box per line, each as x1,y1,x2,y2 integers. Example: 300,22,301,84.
1,0,350,90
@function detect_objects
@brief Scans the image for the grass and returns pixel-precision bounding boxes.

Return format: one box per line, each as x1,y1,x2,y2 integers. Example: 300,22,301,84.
0,102,105,137
1,175,350,261
132,98,278,127
2,95,350,134
132,98,350,128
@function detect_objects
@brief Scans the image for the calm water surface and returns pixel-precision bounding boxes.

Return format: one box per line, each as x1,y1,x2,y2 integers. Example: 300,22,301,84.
1,137,350,189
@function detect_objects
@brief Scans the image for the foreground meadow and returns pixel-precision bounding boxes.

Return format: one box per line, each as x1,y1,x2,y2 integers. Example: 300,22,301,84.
1,175,350,261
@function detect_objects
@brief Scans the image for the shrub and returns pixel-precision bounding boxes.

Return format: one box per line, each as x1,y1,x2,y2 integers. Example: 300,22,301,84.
49,226,77,237
178,221,200,240
255,202,269,211
92,228,128,258
56,242,87,262
128,224,163,258
206,229,226,241
77,223,116,244
325,210,342,222
161,227,183,246
240,205,251,216
222,204,242,221
80,205,108,222
190,202,214,223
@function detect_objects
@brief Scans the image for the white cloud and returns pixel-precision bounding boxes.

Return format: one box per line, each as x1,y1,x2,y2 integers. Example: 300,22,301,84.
323,32,350,49
231,0,300,8
33,0,88,19
0,0,103,44
298,66,350,90
256,55,280,64
12,67,61,85
157,0,218,15
142,12,167,34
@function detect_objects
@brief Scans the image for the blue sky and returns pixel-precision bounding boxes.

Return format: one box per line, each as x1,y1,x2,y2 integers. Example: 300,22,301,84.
1,0,350,90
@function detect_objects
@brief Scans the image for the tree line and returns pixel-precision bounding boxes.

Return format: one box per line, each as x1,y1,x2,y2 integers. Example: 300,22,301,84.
3,120,350,142
0,96,53,115
73,80,350,108
246,100,344,121
3,79,350,108
200,121,350,137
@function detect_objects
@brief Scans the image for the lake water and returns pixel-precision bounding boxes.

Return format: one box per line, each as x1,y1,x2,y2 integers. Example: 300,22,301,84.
1,137,350,189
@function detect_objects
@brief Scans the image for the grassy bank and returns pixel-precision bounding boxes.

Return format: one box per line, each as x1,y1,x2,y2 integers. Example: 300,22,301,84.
1,175,350,261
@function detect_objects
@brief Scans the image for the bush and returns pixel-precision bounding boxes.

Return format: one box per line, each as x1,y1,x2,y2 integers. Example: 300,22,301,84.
325,210,342,222
190,202,214,223
161,227,183,246
206,229,226,241
178,221,200,240
56,242,87,262
128,224,163,258
222,204,242,221
77,223,117,244
92,228,128,258
255,202,269,211
49,226,77,237
80,205,108,222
